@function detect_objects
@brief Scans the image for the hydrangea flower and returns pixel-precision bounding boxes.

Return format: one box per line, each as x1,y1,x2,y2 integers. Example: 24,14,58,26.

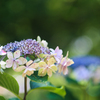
1,36,74,77
50,46,63,63
38,57,57,77
70,56,100,69
15,60,39,77
37,36,48,47
0,36,74,100
6,50,27,70
69,56,100,84
72,66,92,82
58,52,74,75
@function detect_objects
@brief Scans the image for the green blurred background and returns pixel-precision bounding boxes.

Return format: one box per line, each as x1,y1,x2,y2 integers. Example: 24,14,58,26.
1,0,100,57
1,0,100,100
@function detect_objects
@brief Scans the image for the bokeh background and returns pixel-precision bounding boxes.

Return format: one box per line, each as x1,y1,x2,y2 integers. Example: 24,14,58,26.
0,0,100,100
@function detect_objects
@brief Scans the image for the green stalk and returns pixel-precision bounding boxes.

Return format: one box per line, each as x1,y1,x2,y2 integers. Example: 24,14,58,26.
23,77,27,100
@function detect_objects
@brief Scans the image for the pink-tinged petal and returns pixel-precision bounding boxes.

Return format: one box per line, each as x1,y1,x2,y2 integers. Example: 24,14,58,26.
7,52,13,59
63,66,68,75
0,50,6,55
47,68,52,77
30,63,39,68
13,62,18,70
16,57,27,65
55,46,59,50
6,59,13,68
67,59,74,66
15,66,25,72
26,60,33,66
55,46,63,56
15,59,22,65
14,50,20,59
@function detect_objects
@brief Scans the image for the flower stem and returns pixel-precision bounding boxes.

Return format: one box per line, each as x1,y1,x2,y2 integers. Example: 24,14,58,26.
23,77,27,100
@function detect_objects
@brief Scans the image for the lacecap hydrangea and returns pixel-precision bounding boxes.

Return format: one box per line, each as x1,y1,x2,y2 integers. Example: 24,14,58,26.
0,36,74,77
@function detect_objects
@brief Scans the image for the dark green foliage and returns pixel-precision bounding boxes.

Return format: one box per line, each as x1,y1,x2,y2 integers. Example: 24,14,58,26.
0,0,100,56
27,71,48,83
0,96,6,100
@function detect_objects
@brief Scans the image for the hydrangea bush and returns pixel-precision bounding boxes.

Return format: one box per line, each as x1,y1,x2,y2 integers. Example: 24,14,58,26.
0,36,74,100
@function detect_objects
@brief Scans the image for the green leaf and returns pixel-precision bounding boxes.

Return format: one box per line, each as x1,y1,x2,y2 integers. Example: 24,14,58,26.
86,83,100,96
0,73,22,100
28,54,37,60
30,81,54,89
27,86,66,99
9,98,20,100
66,77,79,85
26,56,30,61
27,81,66,98
27,71,48,83
0,96,6,100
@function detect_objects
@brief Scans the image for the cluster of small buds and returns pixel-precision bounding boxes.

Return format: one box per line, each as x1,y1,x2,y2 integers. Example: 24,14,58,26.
3,39,50,56
0,36,74,77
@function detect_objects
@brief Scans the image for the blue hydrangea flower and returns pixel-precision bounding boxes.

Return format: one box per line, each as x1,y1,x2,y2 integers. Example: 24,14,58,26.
72,66,92,82
70,56,100,69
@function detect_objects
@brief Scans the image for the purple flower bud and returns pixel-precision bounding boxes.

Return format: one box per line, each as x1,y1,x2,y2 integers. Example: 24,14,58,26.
3,39,50,56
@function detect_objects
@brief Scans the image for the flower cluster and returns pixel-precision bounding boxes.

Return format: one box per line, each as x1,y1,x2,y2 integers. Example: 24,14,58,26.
0,36,74,77
3,39,50,55
69,56,100,84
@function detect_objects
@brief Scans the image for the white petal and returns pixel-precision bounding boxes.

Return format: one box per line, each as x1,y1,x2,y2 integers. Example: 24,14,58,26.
22,68,35,77
0,61,6,69
50,48,55,54
13,62,18,70
0,61,6,65
37,36,41,42
41,40,48,47
14,50,20,59
6,59,13,68
7,52,13,59
1,65,6,69
16,57,27,65
0,46,3,50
